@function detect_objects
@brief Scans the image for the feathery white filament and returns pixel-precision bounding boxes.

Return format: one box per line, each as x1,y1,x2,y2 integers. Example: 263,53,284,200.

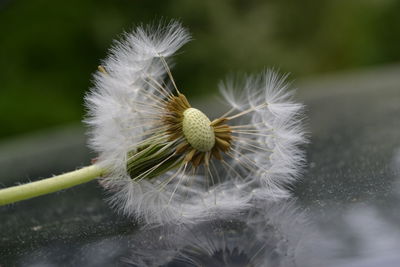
219,70,307,199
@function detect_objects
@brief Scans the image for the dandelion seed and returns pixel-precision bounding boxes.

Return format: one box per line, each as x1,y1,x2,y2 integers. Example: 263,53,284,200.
85,20,307,224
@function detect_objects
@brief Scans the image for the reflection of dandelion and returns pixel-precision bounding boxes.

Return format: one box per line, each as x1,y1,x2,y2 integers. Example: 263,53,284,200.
85,21,307,224
123,200,308,267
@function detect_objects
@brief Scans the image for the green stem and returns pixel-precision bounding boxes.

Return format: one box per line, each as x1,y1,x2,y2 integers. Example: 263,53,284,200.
0,165,106,206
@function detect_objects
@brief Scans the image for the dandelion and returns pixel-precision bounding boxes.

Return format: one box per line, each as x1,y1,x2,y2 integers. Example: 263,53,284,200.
0,20,307,224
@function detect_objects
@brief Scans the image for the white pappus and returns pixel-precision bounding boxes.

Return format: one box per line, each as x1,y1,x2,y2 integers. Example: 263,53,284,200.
85,20,307,224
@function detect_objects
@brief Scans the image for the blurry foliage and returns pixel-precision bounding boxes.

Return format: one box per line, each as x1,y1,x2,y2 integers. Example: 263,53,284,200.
0,0,399,139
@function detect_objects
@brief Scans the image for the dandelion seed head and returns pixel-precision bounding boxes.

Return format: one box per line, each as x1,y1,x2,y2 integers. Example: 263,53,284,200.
85,20,307,224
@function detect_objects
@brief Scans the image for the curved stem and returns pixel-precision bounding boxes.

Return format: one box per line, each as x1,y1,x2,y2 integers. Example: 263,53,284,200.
0,165,106,206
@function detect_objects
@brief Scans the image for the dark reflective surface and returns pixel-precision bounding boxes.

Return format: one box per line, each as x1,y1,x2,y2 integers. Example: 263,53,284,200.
1,65,400,266
294,66,400,266
123,200,313,267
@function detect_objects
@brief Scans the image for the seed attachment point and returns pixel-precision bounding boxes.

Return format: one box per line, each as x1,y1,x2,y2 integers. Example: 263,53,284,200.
182,108,215,152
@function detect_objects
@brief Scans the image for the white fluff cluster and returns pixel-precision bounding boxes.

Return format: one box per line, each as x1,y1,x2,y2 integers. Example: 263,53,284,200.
86,21,190,174
219,71,307,199
85,21,194,224
85,20,307,224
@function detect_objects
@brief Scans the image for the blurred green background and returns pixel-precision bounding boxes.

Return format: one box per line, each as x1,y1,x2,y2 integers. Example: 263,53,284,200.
1,0,399,140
